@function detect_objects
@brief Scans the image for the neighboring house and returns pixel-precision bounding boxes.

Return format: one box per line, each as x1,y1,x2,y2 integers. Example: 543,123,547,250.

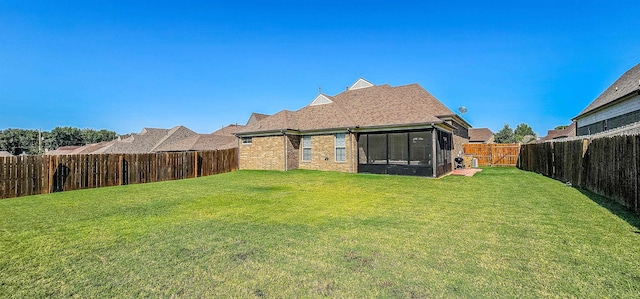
538,122,577,142
45,141,117,155
0,151,13,157
573,63,640,136
468,128,494,143
45,146,84,155
101,126,198,154
236,78,471,177
46,122,252,155
154,124,244,152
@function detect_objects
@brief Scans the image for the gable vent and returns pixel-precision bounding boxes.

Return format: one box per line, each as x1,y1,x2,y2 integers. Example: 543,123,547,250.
309,94,333,106
348,78,375,90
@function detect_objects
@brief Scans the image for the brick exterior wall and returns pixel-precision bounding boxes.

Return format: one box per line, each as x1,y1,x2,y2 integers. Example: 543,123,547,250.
298,133,356,173
286,135,300,170
452,134,469,158
239,135,285,170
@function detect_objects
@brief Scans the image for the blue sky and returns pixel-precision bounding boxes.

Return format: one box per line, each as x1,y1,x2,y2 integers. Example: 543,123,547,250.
1,1,639,136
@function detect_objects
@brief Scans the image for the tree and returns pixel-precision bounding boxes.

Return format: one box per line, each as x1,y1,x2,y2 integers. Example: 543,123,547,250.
494,124,516,143
81,129,117,144
554,125,568,130
514,123,536,143
46,127,84,149
0,128,40,155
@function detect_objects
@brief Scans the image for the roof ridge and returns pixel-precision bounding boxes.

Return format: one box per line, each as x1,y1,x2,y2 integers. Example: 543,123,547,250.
150,126,196,152
575,63,640,118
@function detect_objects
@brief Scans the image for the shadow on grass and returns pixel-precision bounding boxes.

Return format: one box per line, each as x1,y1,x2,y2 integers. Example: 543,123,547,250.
578,188,640,233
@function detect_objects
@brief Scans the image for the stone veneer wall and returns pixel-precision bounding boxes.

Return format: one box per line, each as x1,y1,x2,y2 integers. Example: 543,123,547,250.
298,133,356,173
239,135,285,171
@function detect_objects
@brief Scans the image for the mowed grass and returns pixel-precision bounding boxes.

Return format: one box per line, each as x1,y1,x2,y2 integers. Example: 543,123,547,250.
1,168,639,298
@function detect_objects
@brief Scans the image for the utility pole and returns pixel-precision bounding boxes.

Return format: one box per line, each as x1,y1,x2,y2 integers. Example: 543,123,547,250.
38,129,43,155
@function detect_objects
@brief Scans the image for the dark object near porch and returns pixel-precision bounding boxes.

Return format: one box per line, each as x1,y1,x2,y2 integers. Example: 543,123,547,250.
454,157,464,169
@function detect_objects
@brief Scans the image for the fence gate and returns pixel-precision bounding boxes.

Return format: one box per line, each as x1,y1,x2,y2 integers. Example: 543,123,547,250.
463,143,521,166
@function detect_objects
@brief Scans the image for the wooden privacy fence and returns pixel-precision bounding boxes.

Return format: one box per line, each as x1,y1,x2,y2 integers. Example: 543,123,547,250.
519,136,639,213
0,148,238,199
463,143,521,166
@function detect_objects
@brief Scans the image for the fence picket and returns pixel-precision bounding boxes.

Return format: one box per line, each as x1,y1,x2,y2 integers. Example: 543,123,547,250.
0,149,238,199
463,143,521,166
519,137,639,213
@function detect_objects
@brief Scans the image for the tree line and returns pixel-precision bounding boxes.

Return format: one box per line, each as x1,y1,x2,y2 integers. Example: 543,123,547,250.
0,127,117,155
494,123,536,143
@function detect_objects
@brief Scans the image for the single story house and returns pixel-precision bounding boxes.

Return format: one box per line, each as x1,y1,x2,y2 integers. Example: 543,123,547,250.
573,63,640,136
47,123,247,155
468,128,494,143
235,79,471,177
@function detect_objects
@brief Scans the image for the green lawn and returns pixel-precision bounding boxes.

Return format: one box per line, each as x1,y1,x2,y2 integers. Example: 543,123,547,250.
1,168,639,298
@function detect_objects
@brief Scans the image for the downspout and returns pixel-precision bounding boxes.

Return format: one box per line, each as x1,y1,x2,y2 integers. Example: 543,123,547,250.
347,128,353,173
282,130,287,172
432,129,437,178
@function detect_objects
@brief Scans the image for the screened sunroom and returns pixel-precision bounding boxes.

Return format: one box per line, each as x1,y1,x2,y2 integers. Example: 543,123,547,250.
357,129,452,177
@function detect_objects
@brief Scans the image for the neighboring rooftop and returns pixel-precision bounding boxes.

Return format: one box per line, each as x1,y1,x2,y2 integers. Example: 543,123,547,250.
212,124,245,136
154,134,237,152
468,128,494,143
0,151,14,157
539,122,577,142
101,126,197,154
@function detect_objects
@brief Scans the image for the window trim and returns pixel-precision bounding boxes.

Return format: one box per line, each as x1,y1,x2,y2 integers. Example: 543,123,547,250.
241,137,252,145
335,133,346,162
302,135,312,161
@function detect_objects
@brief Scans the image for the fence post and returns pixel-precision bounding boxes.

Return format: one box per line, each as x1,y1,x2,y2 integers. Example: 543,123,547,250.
635,135,639,213
194,151,198,178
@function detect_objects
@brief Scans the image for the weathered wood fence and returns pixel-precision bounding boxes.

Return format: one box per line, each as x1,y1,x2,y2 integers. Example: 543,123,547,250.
518,136,639,213
0,148,238,199
463,143,521,166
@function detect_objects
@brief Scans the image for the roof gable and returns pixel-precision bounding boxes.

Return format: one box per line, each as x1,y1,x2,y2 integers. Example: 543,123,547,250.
309,94,333,106
246,112,269,126
348,78,375,90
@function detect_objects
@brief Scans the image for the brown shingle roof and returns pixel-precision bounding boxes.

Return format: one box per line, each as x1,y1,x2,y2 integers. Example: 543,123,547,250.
539,122,577,142
212,124,245,136
468,128,494,143
241,110,298,133
246,113,270,126
238,81,459,135
575,63,640,119
101,126,197,154
154,134,237,152
45,146,84,155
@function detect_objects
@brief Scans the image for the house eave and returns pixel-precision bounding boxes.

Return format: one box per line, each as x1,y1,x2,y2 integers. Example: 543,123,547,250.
573,89,640,121
235,121,454,137
437,114,472,128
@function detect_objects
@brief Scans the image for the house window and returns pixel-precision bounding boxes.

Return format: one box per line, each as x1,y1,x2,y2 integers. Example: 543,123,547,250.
302,135,311,161
241,137,252,145
335,133,346,162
